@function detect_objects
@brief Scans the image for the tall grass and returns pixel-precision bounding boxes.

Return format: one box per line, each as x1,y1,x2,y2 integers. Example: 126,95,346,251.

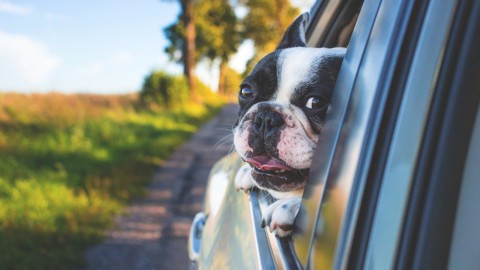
0,92,224,269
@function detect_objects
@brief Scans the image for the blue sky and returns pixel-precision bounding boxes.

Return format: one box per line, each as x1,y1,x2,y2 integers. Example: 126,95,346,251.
0,0,185,93
0,0,312,94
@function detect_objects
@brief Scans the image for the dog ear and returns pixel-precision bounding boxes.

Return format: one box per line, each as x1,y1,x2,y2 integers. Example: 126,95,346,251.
276,12,310,50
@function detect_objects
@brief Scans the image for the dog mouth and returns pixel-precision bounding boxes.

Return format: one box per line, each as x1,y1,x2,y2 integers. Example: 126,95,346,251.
244,155,309,192
245,155,292,173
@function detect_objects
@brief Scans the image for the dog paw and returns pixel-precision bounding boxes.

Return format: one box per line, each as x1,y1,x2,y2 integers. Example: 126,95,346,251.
234,164,255,193
261,197,301,237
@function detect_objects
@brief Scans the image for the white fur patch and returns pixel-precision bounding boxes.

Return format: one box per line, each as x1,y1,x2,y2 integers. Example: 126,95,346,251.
275,48,327,104
234,164,255,191
262,197,302,237
233,123,253,156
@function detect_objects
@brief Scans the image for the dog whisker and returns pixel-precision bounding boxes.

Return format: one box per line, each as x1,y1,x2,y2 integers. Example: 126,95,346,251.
214,139,234,150
213,133,234,150
213,134,233,146
215,128,235,132
227,143,236,155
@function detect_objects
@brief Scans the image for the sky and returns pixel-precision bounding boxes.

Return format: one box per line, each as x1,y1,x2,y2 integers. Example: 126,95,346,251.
0,0,313,94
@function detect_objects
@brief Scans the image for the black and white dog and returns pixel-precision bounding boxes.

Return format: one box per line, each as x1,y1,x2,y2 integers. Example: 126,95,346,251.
233,13,345,237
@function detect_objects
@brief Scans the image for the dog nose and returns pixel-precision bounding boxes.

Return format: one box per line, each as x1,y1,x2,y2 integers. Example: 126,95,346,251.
253,111,284,136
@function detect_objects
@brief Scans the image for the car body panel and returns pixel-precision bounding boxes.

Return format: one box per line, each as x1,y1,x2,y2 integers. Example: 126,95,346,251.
196,154,264,270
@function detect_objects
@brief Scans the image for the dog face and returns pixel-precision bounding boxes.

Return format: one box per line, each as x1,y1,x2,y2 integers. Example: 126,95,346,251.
233,13,345,194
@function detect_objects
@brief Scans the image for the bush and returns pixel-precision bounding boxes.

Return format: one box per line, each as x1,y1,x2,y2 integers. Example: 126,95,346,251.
140,71,189,108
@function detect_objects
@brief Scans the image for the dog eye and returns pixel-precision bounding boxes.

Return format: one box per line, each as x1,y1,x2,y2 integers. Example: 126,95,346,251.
305,96,328,110
240,87,254,99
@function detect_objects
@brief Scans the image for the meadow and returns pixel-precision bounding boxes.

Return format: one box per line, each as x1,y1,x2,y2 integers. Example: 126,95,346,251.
0,92,224,269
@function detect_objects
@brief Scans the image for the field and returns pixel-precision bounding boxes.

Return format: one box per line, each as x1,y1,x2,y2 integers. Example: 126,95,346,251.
0,92,224,269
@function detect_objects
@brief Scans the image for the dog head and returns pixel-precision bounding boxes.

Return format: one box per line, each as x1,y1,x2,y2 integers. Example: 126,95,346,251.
233,13,345,194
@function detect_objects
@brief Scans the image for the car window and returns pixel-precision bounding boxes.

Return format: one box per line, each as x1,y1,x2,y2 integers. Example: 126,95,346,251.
391,1,480,267
448,106,480,269
302,0,409,267
363,0,460,268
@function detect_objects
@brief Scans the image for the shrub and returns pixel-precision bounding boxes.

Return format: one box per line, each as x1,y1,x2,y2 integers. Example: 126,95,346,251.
140,71,189,108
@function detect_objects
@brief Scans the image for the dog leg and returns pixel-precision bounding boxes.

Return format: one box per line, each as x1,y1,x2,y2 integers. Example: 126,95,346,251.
234,164,255,193
261,197,301,237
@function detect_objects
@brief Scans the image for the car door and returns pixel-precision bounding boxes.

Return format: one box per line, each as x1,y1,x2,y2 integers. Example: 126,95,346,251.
296,0,480,269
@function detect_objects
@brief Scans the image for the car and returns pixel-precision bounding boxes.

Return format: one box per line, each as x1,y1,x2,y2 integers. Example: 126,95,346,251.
188,0,480,269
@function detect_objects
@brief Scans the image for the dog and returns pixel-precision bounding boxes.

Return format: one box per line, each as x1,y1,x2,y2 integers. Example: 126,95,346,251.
233,12,345,237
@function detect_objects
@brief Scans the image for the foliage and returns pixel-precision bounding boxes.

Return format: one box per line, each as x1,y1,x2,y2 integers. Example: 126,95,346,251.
242,0,300,75
243,0,300,53
222,66,243,98
0,93,224,269
194,0,241,62
140,71,189,107
163,0,301,88
163,0,197,95
140,70,225,107
164,0,241,93
164,16,187,63
164,0,240,63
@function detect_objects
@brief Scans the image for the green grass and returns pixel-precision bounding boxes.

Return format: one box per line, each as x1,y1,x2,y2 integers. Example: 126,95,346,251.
0,93,224,269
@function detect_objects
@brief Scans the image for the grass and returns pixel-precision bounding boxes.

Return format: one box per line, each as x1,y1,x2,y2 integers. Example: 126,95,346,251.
0,92,225,269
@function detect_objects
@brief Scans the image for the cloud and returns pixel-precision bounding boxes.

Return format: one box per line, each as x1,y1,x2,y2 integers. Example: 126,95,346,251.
0,1,32,15
0,1,66,23
0,31,60,85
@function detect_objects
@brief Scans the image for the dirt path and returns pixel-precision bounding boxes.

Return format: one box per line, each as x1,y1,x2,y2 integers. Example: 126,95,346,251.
85,104,238,270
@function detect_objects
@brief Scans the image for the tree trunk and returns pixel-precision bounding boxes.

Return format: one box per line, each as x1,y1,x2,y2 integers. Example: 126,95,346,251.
181,0,197,100
218,59,228,96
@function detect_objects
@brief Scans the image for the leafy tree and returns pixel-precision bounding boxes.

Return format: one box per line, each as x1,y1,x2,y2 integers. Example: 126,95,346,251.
241,0,300,75
195,0,241,94
163,0,197,98
164,0,241,95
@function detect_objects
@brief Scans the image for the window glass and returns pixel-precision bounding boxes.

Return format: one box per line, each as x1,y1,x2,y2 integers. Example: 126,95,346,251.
448,106,480,269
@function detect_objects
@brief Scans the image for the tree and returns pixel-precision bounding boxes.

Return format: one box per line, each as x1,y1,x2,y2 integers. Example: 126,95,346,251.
164,0,241,95
164,0,197,98
195,0,241,94
241,0,300,75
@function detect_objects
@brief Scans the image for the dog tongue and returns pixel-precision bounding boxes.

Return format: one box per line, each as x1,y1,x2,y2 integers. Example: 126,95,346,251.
245,155,292,171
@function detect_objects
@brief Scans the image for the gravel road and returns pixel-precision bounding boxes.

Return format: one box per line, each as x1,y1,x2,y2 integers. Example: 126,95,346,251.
85,104,239,270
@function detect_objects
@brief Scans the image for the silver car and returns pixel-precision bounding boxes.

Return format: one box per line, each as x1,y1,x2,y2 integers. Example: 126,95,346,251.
189,0,480,269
